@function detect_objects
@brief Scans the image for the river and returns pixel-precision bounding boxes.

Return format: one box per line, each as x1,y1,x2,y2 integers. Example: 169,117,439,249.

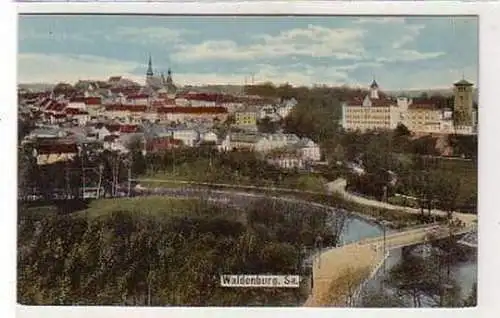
340,216,478,307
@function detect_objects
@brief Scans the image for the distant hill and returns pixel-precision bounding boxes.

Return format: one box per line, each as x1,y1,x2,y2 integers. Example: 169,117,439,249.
18,83,56,92
387,88,479,102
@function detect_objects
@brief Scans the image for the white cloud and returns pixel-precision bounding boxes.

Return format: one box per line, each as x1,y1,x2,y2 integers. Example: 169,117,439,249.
17,53,350,87
391,24,426,49
111,27,190,44
171,24,366,62
17,52,472,90
17,53,144,85
173,64,350,87
376,50,445,62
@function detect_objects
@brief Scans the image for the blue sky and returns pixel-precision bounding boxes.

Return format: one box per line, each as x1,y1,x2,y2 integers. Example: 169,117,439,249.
18,15,478,90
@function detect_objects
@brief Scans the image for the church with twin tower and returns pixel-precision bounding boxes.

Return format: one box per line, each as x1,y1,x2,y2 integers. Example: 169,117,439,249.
145,54,177,94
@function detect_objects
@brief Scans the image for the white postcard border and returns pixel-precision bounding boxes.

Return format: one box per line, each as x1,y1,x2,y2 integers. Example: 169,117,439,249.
2,1,499,318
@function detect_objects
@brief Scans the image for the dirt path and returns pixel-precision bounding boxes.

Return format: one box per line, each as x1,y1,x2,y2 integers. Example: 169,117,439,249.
327,178,477,226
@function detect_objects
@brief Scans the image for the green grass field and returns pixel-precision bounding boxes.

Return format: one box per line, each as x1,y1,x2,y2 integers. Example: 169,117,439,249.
75,196,200,219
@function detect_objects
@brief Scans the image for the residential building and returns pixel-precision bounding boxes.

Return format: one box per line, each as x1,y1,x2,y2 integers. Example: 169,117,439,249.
171,128,200,147
157,106,228,123
341,80,398,132
276,97,298,119
341,79,478,135
295,137,321,162
405,103,442,134
267,155,305,170
234,105,259,128
33,140,79,165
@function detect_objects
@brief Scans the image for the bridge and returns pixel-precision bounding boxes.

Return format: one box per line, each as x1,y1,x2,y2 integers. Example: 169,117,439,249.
303,179,477,307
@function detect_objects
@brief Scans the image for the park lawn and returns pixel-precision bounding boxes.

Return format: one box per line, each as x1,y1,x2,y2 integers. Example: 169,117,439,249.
142,158,235,184
138,180,188,189
76,196,201,219
140,159,329,193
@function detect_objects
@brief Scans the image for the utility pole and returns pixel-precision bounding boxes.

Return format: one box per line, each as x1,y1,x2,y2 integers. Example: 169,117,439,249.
65,164,70,200
127,162,132,198
172,148,176,175
97,164,103,199
82,167,86,200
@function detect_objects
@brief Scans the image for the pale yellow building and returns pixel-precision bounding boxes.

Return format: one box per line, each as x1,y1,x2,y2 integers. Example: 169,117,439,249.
341,80,399,132
406,104,443,133
234,105,259,128
235,111,258,126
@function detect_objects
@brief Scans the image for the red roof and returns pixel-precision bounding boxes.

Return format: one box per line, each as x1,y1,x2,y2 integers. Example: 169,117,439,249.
345,95,395,107
409,103,439,110
129,105,147,112
110,87,141,94
178,92,242,103
37,143,78,155
65,108,89,115
104,124,139,133
105,104,147,112
127,94,149,100
85,97,102,105
69,96,86,103
105,124,120,132
156,106,228,114
151,100,165,107
45,101,67,112
120,124,139,133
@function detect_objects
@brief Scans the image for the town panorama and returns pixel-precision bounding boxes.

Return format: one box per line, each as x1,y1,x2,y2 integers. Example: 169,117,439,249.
17,15,477,308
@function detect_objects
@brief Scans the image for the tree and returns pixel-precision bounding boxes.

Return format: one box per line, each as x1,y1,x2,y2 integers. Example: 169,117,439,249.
463,282,477,307
361,289,405,307
127,137,147,176
257,117,280,134
435,172,461,219
394,123,411,137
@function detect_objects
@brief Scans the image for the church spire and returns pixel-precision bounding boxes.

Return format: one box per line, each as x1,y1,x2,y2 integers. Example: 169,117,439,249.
146,54,154,77
369,76,379,99
166,67,173,85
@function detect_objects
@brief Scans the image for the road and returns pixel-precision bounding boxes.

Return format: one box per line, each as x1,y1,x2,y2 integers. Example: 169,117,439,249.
327,178,477,226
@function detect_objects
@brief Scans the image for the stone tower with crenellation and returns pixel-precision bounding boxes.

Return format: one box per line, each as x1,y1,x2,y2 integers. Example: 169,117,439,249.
453,78,474,127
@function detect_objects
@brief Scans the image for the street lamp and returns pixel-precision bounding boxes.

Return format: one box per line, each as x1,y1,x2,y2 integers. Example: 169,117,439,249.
314,234,323,269
377,219,389,289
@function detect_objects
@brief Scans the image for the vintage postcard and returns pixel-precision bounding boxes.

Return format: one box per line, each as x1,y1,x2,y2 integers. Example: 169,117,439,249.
17,12,478,309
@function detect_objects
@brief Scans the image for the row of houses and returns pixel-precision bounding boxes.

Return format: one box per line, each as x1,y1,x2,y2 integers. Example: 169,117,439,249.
22,90,297,131
23,122,321,170
219,131,321,169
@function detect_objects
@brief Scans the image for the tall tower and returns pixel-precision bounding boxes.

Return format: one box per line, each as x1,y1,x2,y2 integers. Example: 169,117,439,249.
453,79,474,127
146,54,154,78
369,78,379,99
